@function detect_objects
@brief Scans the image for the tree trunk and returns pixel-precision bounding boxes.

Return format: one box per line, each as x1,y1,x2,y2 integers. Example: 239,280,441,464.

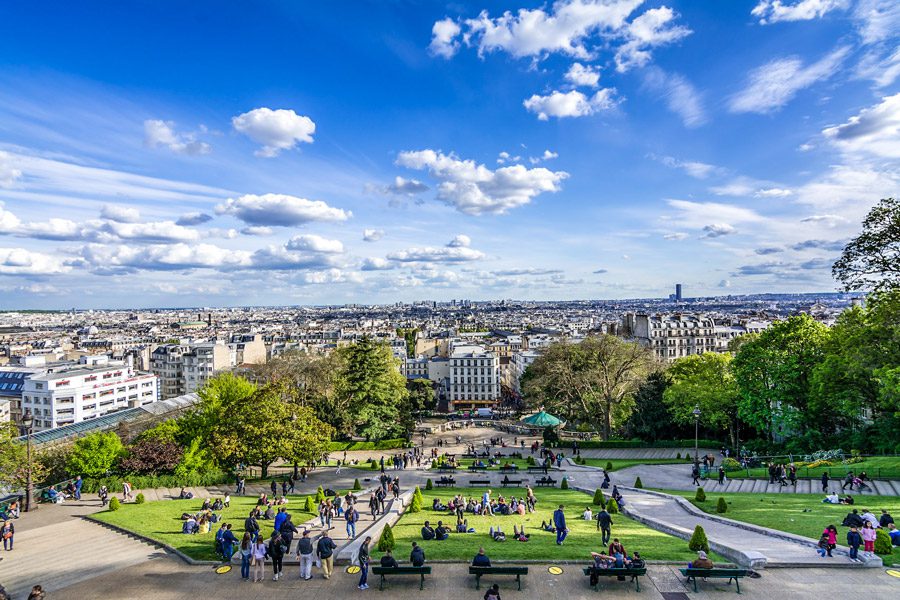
261,463,269,479
293,462,299,480
604,397,612,440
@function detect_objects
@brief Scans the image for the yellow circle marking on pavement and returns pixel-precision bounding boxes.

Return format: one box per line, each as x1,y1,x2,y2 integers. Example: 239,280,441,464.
548,566,563,575
215,566,232,574
347,565,361,574
886,569,900,579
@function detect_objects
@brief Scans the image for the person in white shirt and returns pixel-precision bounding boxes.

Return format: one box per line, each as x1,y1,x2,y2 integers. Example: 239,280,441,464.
582,507,593,521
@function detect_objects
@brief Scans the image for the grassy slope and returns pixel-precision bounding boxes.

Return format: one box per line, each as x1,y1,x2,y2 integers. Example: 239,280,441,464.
665,489,900,564
580,458,690,471
431,458,535,471
93,495,316,561
376,487,721,563
734,457,900,479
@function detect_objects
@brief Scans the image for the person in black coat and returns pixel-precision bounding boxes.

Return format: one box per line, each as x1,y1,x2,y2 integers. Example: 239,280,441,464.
821,472,829,492
596,508,613,545
266,532,285,580
379,549,399,568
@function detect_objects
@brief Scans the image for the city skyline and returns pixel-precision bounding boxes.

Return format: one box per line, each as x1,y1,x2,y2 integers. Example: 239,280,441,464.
1,1,898,309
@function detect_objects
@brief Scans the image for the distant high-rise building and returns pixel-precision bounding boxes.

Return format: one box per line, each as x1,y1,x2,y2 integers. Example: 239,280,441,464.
675,284,683,301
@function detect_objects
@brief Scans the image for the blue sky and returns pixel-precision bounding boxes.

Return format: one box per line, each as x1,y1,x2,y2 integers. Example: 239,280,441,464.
0,0,898,308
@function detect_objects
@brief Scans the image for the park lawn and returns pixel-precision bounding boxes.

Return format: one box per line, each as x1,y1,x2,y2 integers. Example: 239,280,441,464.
374,487,722,563
733,456,900,480
580,458,690,471
92,494,316,561
665,489,900,565
432,458,534,471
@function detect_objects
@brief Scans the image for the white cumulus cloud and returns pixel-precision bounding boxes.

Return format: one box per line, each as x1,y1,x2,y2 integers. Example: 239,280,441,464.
751,0,848,24
822,93,900,158
232,108,316,157
143,119,211,155
100,204,141,223
429,18,462,58
387,236,485,263
285,234,344,254
614,6,692,72
523,88,618,120
0,247,69,275
363,229,384,242
396,149,568,215
216,193,351,226
565,63,600,87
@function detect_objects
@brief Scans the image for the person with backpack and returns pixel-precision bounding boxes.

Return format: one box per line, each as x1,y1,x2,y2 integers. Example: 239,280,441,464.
267,531,285,581
244,510,260,542
483,583,501,600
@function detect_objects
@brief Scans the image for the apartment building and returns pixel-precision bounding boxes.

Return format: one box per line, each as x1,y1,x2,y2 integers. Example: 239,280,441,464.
508,350,541,394
622,313,718,362
20,362,158,431
151,335,267,399
448,344,500,410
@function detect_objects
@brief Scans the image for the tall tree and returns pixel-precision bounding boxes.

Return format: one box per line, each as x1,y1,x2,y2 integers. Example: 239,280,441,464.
66,431,124,478
833,197,900,292
334,337,409,440
664,353,741,449
623,371,675,442
522,335,655,439
732,315,828,440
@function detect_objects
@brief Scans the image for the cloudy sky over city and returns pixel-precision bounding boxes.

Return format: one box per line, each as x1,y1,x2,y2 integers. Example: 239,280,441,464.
0,0,898,308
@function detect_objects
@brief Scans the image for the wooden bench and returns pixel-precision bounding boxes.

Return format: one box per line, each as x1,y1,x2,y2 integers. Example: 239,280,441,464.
435,466,458,473
469,566,529,590
372,565,432,590
462,453,478,459
435,478,456,488
501,478,523,487
527,466,554,474
534,478,556,487
582,566,647,592
467,465,488,472
499,466,519,473
469,479,491,486
679,568,749,594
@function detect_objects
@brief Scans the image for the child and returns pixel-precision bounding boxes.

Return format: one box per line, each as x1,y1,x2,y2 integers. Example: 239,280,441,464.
847,526,863,562
816,531,830,558
861,521,877,557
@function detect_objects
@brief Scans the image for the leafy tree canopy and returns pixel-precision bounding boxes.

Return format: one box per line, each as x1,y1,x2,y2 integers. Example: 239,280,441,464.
833,197,900,292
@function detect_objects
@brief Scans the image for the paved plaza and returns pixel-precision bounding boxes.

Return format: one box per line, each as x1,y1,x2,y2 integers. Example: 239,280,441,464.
2,424,899,599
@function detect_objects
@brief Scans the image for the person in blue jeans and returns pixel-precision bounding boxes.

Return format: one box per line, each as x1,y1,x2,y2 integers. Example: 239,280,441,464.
346,506,358,539
239,533,252,580
357,536,371,590
553,505,568,545
74,476,83,501
847,526,862,562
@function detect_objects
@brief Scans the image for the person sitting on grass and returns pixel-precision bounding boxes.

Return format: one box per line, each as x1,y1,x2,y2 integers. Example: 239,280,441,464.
539,520,555,533
182,515,198,534
456,518,469,533
432,498,447,511
489,525,506,541
512,524,529,541
435,520,450,540
823,492,840,504
582,506,593,521
688,550,714,569
472,547,491,567
379,549,399,568
841,495,855,505
421,521,436,540
842,509,864,528
179,487,193,500
212,498,224,511
201,498,212,511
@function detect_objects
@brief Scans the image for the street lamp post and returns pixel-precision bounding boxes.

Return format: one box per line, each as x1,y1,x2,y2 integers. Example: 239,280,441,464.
693,405,701,465
23,409,36,512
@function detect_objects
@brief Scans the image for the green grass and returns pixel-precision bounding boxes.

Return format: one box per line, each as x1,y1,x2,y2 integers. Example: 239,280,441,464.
375,487,722,563
665,489,900,565
580,458,690,471
92,495,316,561
431,458,534,471
733,457,900,480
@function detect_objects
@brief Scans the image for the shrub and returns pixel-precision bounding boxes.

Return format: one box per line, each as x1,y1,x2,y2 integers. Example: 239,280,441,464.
108,497,121,511
377,523,395,552
67,431,124,478
304,496,315,513
315,486,325,503
875,528,893,555
593,489,605,506
561,477,569,490
425,479,433,491
605,461,613,471
716,497,727,513
688,525,710,552
409,486,423,513
676,452,682,459
695,487,707,502
80,469,230,494
135,493,145,505
353,478,362,491
722,457,742,472
634,477,643,489
327,439,409,452
371,461,380,470
118,438,183,475
526,455,536,466
606,498,619,514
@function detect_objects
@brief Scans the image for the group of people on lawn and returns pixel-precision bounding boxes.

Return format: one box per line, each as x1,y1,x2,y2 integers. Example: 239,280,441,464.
822,507,898,561
431,489,537,518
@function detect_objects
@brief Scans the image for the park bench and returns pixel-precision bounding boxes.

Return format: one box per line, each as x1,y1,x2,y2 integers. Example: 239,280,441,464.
462,453,478,459
582,566,647,592
435,478,456,488
470,566,529,590
679,568,748,594
436,466,458,473
527,466,554,474
468,465,489,472
372,565,432,590
499,465,519,472
534,477,556,487
469,479,491,486
501,478,523,487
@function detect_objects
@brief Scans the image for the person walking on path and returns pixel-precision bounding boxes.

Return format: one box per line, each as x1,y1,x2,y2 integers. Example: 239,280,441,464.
251,536,267,582
296,529,314,580
345,505,358,539
847,526,863,562
821,472,829,492
596,507,612,546
26,586,44,600
368,493,379,518
267,531,285,581
122,481,132,502
357,535,371,590
317,529,337,579
717,466,726,485
271,479,278,497
691,464,701,486
484,583,501,600
789,465,797,488
239,532,253,580
553,504,568,545
1,521,13,551
74,475,83,500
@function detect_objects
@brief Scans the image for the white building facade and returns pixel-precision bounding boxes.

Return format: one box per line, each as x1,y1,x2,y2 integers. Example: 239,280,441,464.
448,344,500,410
623,313,718,362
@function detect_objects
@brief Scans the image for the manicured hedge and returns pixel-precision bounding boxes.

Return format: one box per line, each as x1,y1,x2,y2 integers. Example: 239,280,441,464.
81,470,231,493
327,439,410,451
553,439,721,449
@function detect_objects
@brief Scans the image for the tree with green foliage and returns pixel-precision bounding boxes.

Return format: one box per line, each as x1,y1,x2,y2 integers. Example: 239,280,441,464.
695,487,706,502
716,497,728,513
832,197,900,292
67,431,124,478
606,498,619,514
561,477,569,490
378,523,396,552
353,478,362,491
315,486,325,503
874,528,893,555
732,315,828,441
425,478,433,491
135,493,146,504
623,372,677,442
108,496,121,511
634,477,643,488
665,352,741,449
304,496,315,513
335,337,409,440
409,486,423,512
593,489,605,506
0,422,43,489
406,378,436,413
522,335,655,439
688,525,709,552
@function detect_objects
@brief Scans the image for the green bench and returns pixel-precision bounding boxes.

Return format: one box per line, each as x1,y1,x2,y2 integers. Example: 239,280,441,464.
679,568,748,594
371,565,432,590
582,566,647,592
469,566,529,590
